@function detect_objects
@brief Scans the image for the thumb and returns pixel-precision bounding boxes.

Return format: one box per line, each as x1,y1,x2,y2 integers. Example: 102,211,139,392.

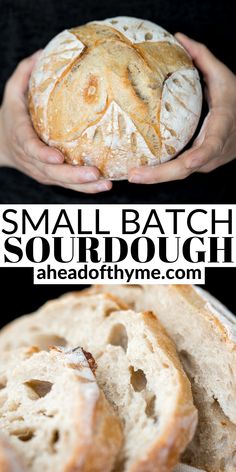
175,33,223,80
8,50,43,96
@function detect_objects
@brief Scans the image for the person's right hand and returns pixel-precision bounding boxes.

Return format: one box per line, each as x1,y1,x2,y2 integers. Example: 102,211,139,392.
128,34,236,184
0,51,112,193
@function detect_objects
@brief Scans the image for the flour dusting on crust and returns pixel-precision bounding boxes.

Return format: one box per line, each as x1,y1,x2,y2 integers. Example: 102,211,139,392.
29,17,202,179
29,30,84,140
194,286,236,343
91,16,182,46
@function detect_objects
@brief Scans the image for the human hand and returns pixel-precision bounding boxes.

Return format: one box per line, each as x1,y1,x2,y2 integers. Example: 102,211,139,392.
129,34,236,184
0,52,112,193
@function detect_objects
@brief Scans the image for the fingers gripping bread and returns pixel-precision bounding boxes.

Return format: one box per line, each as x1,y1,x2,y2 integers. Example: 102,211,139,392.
89,285,236,472
0,433,25,472
0,293,197,472
0,346,122,472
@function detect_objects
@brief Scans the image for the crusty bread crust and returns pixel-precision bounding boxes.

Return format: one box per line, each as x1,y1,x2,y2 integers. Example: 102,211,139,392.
65,391,123,472
126,310,197,472
28,16,202,179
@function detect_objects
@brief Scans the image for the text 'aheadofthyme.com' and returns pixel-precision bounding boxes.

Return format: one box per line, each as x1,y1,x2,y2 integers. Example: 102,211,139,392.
0,205,234,284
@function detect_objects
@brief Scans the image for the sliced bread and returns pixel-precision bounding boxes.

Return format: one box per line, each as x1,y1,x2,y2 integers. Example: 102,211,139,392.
89,285,236,472
0,293,197,472
0,345,122,472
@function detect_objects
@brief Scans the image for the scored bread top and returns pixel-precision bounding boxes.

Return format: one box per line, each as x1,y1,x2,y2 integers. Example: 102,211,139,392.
0,293,197,472
0,345,122,472
28,16,202,179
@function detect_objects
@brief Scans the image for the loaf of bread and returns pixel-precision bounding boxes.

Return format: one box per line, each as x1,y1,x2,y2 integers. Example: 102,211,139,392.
0,293,197,472
28,16,202,179
0,345,122,472
89,285,236,472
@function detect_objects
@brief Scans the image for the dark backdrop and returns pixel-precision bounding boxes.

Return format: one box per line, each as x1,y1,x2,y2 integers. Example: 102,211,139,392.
0,267,234,329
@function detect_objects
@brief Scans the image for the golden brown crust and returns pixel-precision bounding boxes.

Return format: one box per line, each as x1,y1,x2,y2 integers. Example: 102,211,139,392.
172,285,235,344
65,392,123,472
129,310,197,472
82,348,98,374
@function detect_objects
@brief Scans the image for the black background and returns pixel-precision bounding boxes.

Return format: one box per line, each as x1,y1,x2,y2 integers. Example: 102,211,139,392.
0,0,235,326
0,267,234,328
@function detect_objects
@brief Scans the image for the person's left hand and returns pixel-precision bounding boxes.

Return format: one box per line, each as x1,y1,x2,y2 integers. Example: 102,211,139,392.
129,33,236,184
0,51,112,194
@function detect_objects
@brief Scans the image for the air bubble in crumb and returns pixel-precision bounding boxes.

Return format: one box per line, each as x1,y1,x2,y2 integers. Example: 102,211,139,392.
130,367,147,392
0,376,7,390
24,380,53,400
145,394,158,421
50,429,60,453
108,324,128,352
11,429,34,442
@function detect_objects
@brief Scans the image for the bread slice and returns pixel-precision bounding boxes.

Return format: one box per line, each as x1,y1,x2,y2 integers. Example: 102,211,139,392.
0,345,122,472
88,285,236,472
0,432,25,472
0,293,197,472
92,308,197,472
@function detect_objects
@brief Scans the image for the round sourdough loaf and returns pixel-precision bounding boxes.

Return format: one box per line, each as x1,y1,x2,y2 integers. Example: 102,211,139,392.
28,16,202,180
